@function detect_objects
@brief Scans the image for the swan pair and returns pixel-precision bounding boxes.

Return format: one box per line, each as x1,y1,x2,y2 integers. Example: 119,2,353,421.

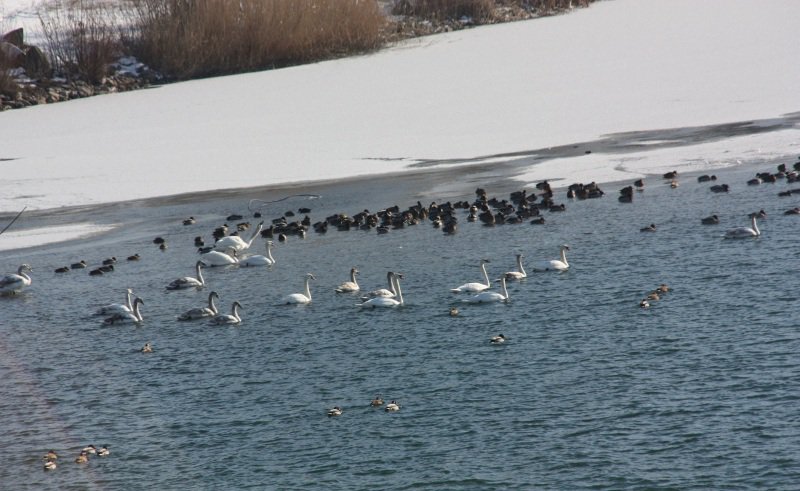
360,272,401,300
359,272,403,308
725,215,760,238
211,300,243,324
178,291,220,320
0,264,32,295
104,297,144,324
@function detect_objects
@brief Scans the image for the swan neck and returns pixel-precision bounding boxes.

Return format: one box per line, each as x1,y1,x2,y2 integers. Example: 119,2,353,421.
304,277,312,300
752,216,760,235
501,278,509,299
196,263,204,284
560,249,568,265
266,243,274,262
517,256,525,275
480,262,489,286
133,300,142,321
247,224,262,245
350,270,358,285
393,274,404,304
209,294,218,313
125,290,134,310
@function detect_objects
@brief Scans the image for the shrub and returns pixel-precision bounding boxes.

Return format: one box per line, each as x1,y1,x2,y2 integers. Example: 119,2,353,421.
392,0,495,22
38,0,120,83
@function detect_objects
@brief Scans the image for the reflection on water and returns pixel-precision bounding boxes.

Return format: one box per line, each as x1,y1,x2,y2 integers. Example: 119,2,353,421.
1,160,800,489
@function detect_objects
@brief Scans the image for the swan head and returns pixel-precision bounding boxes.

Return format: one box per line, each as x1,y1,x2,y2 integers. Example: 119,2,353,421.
351,267,359,275
133,297,145,306
210,291,220,299
233,301,243,309
480,259,490,264
306,273,316,281
195,260,205,268
560,245,570,251
18,264,32,274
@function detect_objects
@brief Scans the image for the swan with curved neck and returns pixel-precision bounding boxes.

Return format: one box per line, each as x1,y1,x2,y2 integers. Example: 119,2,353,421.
104,297,144,324
167,261,206,290
464,277,509,303
360,272,403,308
212,301,242,324
96,288,134,315
200,247,239,267
451,259,491,293
283,273,315,304
0,264,32,295
361,271,400,299
533,245,570,272
725,215,760,238
335,267,360,293
502,254,526,281
240,241,275,267
178,291,220,320
213,221,264,252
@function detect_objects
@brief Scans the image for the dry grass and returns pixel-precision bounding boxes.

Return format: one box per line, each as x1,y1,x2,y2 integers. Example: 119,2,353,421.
123,0,387,80
392,0,495,21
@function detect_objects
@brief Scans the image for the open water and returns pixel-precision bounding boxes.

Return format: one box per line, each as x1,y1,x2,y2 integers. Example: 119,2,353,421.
1,159,799,490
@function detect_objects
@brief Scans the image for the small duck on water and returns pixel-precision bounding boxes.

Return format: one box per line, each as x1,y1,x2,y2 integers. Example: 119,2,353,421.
141,342,153,353
327,406,343,417
385,400,400,412
490,334,506,344
370,395,384,407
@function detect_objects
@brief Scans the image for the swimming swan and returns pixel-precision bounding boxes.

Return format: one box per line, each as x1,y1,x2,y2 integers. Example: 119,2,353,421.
178,291,220,320
104,297,144,324
501,254,526,281
283,273,315,304
532,245,570,272
464,276,509,303
0,264,32,295
239,241,275,267
359,272,403,308
95,288,134,315
200,247,239,267
167,261,206,290
211,301,242,324
360,271,400,299
213,221,263,252
335,267,360,293
451,259,491,293
725,215,760,238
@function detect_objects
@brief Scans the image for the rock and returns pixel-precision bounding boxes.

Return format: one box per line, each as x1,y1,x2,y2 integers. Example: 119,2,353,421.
2,28,24,48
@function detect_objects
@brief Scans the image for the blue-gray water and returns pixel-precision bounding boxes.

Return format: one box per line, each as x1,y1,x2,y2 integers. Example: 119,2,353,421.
1,161,799,490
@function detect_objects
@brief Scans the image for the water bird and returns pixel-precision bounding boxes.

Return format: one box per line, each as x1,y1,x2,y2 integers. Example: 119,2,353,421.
282,274,315,304
104,297,144,324
183,217,196,225
127,253,140,261
784,207,800,215
166,261,206,290
501,254,526,281
43,450,58,461
82,445,97,455
335,267,360,293
178,291,220,320
532,245,570,272
701,214,719,225
640,299,650,308
385,401,400,412
159,242,167,251
55,266,69,273
490,334,506,344
141,342,153,353
327,406,343,417
200,247,239,267
449,306,459,316
152,237,165,245
97,446,109,457
640,224,657,232
239,240,275,267
102,257,116,265
656,284,670,294
0,264,33,295
211,301,243,324
95,288,134,315
70,260,87,269
450,259,491,293
663,171,678,179
710,184,729,193
670,180,679,188
43,460,57,471
370,396,384,407
464,276,509,303
75,452,89,464
725,215,760,238
213,221,263,252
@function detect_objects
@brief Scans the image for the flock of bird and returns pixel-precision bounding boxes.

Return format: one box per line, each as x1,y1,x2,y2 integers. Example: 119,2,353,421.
41,444,109,471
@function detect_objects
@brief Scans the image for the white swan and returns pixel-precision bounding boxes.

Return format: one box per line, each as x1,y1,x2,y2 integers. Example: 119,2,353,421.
178,291,220,320
451,259,491,293
213,221,263,252
199,247,238,267
335,267,360,293
239,240,275,267
359,272,403,308
360,271,400,299
211,301,242,324
0,264,32,295
725,215,761,238
501,254,526,281
464,276,509,303
95,288,134,315
283,273,315,304
167,261,206,290
532,245,570,272
104,297,144,324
